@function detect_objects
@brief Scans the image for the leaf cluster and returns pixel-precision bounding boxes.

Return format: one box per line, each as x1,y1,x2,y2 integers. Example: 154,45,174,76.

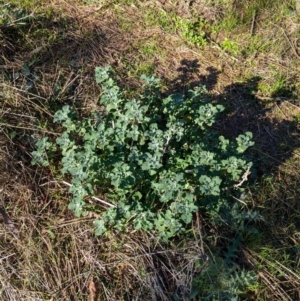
32,66,254,240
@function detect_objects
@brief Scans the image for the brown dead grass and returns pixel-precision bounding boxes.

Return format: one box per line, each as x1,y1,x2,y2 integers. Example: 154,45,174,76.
0,137,208,300
0,2,210,300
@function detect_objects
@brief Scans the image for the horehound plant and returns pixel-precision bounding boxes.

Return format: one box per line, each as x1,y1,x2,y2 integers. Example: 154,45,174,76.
32,66,254,241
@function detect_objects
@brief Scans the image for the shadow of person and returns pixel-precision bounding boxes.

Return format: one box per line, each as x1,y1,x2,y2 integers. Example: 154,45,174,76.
217,76,300,176
170,60,299,176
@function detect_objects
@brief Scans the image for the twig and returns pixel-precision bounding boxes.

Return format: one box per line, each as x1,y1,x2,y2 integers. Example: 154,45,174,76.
234,167,251,189
231,195,247,206
40,180,117,208
275,260,300,281
0,122,58,135
250,10,256,36
274,24,300,59
1,110,37,119
0,253,15,261
91,195,116,208
5,13,34,27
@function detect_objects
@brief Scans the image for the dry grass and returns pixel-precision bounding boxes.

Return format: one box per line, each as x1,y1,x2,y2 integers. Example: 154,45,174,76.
1,0,300,300
0,3,211,300
0,138,209,300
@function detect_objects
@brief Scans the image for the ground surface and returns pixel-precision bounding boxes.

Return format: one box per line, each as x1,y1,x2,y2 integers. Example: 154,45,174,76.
1,0,300,300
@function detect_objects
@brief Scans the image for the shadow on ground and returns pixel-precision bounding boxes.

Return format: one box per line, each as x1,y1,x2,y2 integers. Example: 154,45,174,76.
167,59,300,177
166,59,300,300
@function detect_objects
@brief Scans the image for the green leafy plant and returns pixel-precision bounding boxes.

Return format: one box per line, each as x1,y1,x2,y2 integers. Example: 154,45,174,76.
190,256,258,301
221,38,239,56
143,10,209,49
0,3,32,28
176,17,210,48
32,66,254,240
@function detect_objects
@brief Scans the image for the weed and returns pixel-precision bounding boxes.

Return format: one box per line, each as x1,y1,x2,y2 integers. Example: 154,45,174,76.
180,18,210,48
221,38,240,56
144,9,178,33
218,14,239,31
32,66,254,241
258,72,295,97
